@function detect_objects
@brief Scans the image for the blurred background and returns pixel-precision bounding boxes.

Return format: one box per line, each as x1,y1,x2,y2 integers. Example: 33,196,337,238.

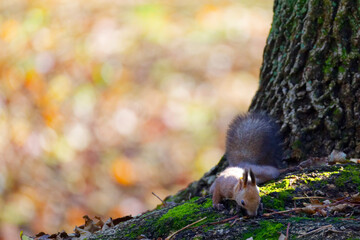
0,0,273,238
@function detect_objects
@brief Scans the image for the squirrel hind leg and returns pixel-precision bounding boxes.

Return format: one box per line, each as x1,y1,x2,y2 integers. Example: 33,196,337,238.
211,182,224,210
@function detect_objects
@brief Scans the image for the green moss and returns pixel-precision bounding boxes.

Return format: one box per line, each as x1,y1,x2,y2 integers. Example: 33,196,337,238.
153,197,220,235
193,237,203,240
242,220,285,240
259,169,340,210
260,179,294,195
332,107,343,122
297,171,334,185
262,195,288,210
119,197,223,239
317,17,324,24
260,179,295,210
223,223,231,228
335,165,360,191
292,139,302,150
203,225,215,232
323,56,333,74
339,66,346,73
159,199,207,223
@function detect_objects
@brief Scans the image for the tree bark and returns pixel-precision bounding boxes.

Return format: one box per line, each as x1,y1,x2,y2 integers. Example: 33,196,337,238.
249,0,360,162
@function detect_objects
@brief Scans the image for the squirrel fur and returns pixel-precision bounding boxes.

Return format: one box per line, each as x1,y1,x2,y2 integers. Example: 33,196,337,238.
226,112,282,184
211,112,283,216
210,167,260,216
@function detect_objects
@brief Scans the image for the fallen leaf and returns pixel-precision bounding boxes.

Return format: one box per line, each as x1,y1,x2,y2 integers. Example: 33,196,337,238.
350,193,360,203
94,216,104,228
302,204,324,215
102,217,115,231
82,215,101,233
330,203,350,212
74,226,92,240
309,199,322,205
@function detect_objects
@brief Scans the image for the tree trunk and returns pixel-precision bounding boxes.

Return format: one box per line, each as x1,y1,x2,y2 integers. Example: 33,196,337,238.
249,0,360,162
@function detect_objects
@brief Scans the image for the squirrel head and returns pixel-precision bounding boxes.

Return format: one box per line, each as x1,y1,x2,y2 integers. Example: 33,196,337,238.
234,169,260,217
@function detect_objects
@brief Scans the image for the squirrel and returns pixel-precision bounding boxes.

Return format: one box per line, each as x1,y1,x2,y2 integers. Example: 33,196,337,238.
210,167,260,216
210,112,283,216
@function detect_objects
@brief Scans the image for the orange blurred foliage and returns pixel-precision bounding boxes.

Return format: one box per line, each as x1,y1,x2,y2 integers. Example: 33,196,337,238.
0,0,273,237
111,158,136,186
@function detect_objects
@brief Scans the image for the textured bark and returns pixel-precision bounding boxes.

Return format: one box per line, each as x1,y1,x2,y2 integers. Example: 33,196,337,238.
249,0,360,162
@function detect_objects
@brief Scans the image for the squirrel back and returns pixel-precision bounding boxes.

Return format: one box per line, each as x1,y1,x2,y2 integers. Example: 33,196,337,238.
226,112,283,168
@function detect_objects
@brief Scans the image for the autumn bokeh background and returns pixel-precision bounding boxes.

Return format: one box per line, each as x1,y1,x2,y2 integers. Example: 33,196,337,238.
0,0,273,238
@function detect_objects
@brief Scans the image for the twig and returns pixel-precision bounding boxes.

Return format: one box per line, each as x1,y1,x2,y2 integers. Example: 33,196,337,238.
230,218,241,226
286,223,290,240
264,208,277,212
152,192,166,206
298,225,333,237
166,217,207,240
263,208,302,217
329,197,351,206
293,196,326,200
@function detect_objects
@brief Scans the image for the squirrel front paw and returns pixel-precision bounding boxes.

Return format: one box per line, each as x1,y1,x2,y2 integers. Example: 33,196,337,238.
213,203,225,210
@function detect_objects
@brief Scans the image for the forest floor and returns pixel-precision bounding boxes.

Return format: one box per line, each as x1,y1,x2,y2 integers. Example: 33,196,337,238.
24,163,360,240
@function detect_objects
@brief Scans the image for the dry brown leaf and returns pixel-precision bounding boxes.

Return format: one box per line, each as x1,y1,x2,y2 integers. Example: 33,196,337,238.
82,215,101,233
94,216,104,228
102,217,115,231
74,226,92,240
330,203,350,212
318,209,327,217
302,204,324,215
350,193,360,203
309,199,322,205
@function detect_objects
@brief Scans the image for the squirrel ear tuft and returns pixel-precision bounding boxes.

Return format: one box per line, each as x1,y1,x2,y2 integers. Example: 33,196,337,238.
249,169,256,185
243,169,249,188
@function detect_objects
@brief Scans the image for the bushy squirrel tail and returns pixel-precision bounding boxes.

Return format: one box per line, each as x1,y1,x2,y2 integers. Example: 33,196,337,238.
225,112,283,168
